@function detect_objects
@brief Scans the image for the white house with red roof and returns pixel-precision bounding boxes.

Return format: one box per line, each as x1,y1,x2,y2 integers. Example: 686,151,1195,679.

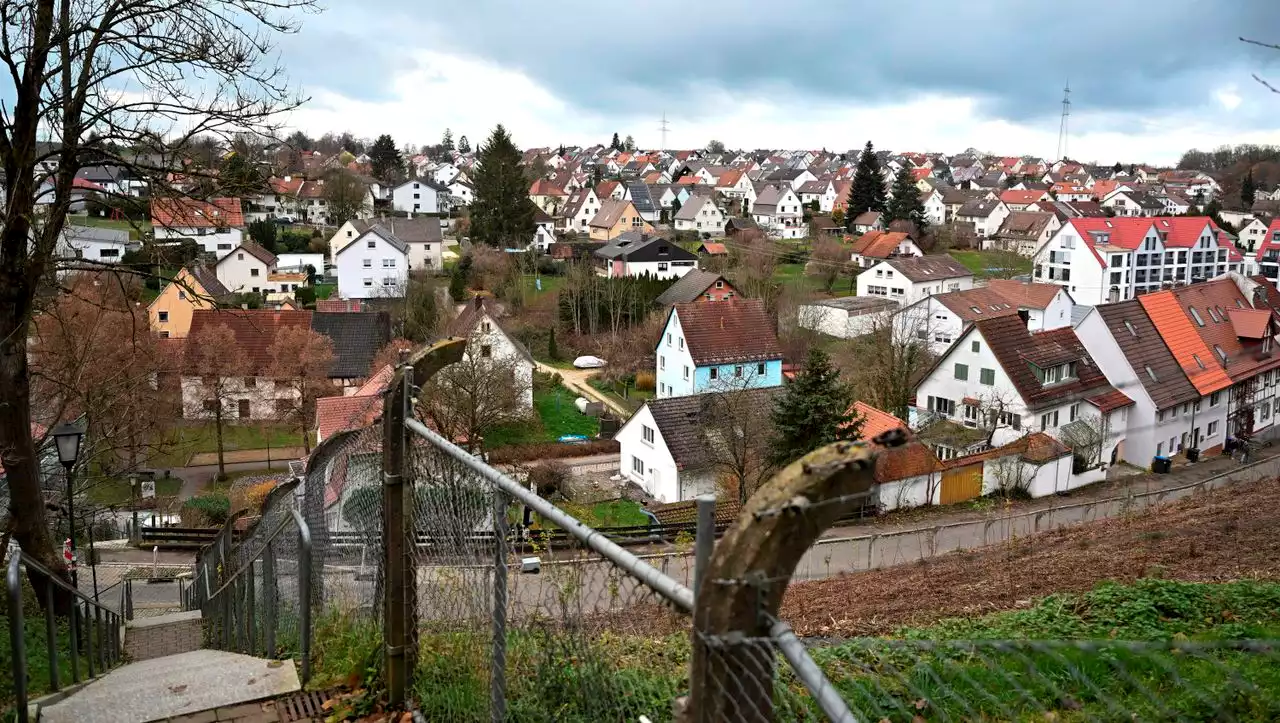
1032,217,1235,305
1252,219,1280,286
215,242,278,294
151,197,246,259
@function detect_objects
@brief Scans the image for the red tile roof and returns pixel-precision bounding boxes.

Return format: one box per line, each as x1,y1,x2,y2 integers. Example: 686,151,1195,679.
985,279,1064,310
528,178,567,196
853,401,905,441
1137,289,1233,394
717,169,744,187
151,197,245,229
1150,217,1215,248
851,230,912,258
316,394,380,443
698,242,728,255
874,441,941,483
186,309,312,374
72,177,106,191
268,176,304,195
671,299,782,366
1000,190,1048,206
1228,308,1271,339
911,168,932,181
1086,388,1135,413
316,299,366,312
973,316,1120,410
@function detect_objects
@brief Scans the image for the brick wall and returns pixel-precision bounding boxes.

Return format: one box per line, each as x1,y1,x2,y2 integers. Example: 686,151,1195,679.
124,610,203,662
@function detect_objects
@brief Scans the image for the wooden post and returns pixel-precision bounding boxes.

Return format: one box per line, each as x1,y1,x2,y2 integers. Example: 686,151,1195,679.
684,433,900,723
383,338,465,708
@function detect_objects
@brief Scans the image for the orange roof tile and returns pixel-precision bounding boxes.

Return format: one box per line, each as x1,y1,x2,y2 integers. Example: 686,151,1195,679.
1228,308,1271,339
853,401,905,441
1137,290,1232,394
151,197,244,229
1000,190,1047,205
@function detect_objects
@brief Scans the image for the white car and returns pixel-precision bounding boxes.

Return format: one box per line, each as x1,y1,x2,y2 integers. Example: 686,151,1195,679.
572,355,607,369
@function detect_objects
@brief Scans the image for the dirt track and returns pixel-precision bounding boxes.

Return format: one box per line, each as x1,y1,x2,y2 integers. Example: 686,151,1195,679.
781,477,1280,636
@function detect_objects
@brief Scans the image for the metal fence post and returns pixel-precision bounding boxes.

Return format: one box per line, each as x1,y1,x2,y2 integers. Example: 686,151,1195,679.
44,578,60,691
382,359,410,708
693,494,716,600
491,490,509,723
84,601,96,679
7,556,28,722
294,508,313,685
68,600,80,684
246,564,256,655
263,541,277,657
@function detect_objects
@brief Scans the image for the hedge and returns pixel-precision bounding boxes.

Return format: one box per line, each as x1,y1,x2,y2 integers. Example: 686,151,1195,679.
487,439,619,464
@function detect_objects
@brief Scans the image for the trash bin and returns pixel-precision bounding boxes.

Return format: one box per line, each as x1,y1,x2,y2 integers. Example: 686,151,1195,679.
1223,438,1236,455
1151,456,1171,474
1185,447,1201,463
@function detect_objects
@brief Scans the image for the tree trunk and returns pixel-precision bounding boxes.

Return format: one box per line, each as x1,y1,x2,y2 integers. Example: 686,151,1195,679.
214,403,226,480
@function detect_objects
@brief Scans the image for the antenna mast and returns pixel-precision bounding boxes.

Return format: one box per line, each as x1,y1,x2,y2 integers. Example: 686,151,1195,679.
1056,81,1071,161
658,112,670,152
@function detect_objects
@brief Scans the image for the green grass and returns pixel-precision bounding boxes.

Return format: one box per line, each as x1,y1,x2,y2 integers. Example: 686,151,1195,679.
313,283,336,300
484,377,599,448
772,262,856,297
151,423,302,467
67,214,151,241
556,499,651,528
83,476,182,507
588,377,653,414
948,249,1033,279
0,598,79,714
520,274,563,297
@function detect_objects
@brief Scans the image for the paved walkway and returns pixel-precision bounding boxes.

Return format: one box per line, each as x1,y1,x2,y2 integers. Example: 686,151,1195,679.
174,460,296,501
186,447,305,467
537,363,630,417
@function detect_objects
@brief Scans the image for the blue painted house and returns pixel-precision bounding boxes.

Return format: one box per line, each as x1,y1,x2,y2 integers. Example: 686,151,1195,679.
655,299,784,399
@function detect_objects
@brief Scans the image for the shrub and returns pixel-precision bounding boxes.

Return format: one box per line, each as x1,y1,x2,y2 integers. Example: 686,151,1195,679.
634,371,656,392
182,492,230,527
528,461,570,498
488,439,619,464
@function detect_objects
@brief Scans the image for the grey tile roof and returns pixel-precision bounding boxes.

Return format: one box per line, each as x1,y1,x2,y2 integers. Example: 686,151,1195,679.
311,311,391,379
883,255,973,283
351,216,441,244
1092,302,1200,411
655,269,728,305
644,387,781,470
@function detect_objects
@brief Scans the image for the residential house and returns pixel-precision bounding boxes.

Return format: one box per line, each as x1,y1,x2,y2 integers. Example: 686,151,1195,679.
1033,217,1230,305
856,255,975,304
559,187,601,233
1237,217,1268,253
673,195,726,235
921,187,947,227
991,211,1061,256
448,180,474,207
752,185,806,239
445,297,535,410
588,199,653,241
594,232,699,280
796,180,838,212
330,217,443,273
999,189,1051,212
529,178,569,215
276,253,324,275
849,230,924,269
897,280,1074,355
1101,189,1166,218
914,315,1132,468
764,168,817,191
615,387,780,503
797,296,898,339
311,311,394,394
625,182,661,224
181,310,312,421
849,211,884,234
390,178,451,214
151,197,245,259
715,168,755,204
315,363,391,447
334,225,409,299
955,199,1010,239
655,269,738,306
57,225,132,266
148,265,228,339
1051,184,1094,202
655,299,783,399
215,242,278,295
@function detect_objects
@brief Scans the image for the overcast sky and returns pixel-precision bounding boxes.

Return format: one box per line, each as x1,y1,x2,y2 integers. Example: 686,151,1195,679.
278,1,1280,164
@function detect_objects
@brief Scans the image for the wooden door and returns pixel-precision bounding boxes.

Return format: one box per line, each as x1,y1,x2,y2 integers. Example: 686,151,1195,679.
940,463,983,505
238,399,250,419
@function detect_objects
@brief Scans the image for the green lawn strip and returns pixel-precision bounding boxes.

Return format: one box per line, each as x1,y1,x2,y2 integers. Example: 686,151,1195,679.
587,377,647,414
313,283,336,300
151,423,301,467
486,379,598,448
555,499,650,529
520,274,564,297
808,579,1280,721
83,476,182,507
66,214,152,241
948,249,1033,279
0,597,76,712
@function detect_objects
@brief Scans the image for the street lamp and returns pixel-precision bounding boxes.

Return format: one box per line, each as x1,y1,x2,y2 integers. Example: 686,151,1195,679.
52,420,86,587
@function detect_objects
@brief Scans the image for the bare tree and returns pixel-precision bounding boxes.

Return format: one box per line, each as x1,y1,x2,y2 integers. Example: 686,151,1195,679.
187,324,254,480
987,454,1037,498
836,313,936,420
1060,412,1107,469
0,0,312,591
698,377,778,506
809,234,849,293
418,353,529,451
267,326,335,454
975,388,1026,448
726,230,779,304
320,168,370,227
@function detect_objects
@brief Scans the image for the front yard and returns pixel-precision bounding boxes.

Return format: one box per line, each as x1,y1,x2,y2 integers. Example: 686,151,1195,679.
485,374,599,448
152,422,302,467
948,249,1032,279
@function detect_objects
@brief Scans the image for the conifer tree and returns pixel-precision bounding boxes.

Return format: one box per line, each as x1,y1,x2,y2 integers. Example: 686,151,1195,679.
368,134,404,185
1242,169,1257,209
847,140,887,229
769,347,860,467
470,125,537,247
458,135,471,153
886,165,929,235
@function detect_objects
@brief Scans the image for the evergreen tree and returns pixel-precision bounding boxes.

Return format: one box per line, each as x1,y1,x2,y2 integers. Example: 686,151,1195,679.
470,124,537,247
217,151,265,196
886,166,928,235
458,135,471,153
442,128,455,151
624,135,636,152
368,134,404,185
1113,161,1123,173
610,133,622,151
847,140,887,228
557,144,566,157
1242,169,1257,208
247,219,278,253
547,325,559,361
449,254,472,302
768,347,860,467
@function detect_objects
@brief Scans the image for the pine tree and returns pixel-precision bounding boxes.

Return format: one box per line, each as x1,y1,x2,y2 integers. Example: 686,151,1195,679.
449,254,472,302
458,135,471,153
768,347,860,467
624,135,636,152
368,134,404,185
547,325,559,360
470,124,537,247
886,166,928,235
847,141,887,229
610,133,622,151
1242,169,1257,208
442,128,455,151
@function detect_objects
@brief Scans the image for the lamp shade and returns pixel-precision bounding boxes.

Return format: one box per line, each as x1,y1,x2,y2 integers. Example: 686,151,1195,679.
51,420,86,466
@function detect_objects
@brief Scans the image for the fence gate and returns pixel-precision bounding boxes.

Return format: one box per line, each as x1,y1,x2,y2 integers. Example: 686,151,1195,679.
940,462,983,504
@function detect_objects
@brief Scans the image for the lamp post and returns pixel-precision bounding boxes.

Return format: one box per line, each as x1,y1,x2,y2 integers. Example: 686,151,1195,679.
52,420,86,588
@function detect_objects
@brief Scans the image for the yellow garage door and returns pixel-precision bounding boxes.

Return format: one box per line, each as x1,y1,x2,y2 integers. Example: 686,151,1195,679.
940,463,983,505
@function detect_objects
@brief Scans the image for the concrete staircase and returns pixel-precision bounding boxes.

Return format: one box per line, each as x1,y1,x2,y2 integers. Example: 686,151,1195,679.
35,611,301,723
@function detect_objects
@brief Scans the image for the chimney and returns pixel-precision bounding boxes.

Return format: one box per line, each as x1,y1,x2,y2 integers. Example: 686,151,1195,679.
284,175,291,183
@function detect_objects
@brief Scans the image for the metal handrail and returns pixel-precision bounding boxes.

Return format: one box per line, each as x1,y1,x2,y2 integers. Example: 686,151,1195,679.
6,551,125,723
197,507,313,684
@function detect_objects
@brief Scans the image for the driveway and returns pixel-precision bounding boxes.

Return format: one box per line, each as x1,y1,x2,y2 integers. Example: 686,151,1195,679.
538,363,630,417
174,459,295,500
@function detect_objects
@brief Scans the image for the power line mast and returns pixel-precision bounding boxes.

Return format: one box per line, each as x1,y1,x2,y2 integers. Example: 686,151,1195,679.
658,111,670,152
1056,81,1071,161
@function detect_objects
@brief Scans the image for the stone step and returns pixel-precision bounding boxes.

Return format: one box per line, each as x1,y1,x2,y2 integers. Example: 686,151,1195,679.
125,610,203,662
38,650,300,723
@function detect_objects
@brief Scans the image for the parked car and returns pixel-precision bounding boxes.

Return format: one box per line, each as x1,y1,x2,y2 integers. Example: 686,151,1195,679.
573,355,607,369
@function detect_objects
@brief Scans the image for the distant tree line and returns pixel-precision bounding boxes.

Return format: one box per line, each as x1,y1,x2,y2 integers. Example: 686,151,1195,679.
557,262,675,336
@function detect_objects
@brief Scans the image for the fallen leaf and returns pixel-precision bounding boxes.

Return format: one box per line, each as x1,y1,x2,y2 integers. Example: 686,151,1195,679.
915,698,929,710
267,660,284,668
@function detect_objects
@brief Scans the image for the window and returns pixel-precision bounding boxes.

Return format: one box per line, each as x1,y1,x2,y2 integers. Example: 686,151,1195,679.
157,311,169,322
683,365,689,380
1210,391,1221,407
757,363,766,375
1214,344,1227,363
715,281,724,289
367,240,376,249
928,396,956,417
631,456,645,475
1207,421,1219,437
980,368,995,385
1070,403,1080,421
217,243,232,250
202,399,217,412
642,425,655,445
244,377,256,388
954,363,969,380
971,341,980,353
998,411,1022,430
666,333,672,346
1040,410,1059,430
1192,354,1205,370
363,278,373,287
709,367,717,380
659,355,665,370
382,258,397,268
480,345,492,358
363,258,373,268
1189,307,1204,326
733,365,743,378
237,253,244,261
678,337,684,350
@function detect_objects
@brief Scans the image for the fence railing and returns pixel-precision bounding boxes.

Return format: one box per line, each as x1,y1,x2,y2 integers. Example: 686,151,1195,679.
6,551,127,723
183,484,313,685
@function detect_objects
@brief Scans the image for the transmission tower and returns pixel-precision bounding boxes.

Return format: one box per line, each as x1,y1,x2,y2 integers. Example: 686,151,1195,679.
1056,81,1071,161
658,112,670,152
